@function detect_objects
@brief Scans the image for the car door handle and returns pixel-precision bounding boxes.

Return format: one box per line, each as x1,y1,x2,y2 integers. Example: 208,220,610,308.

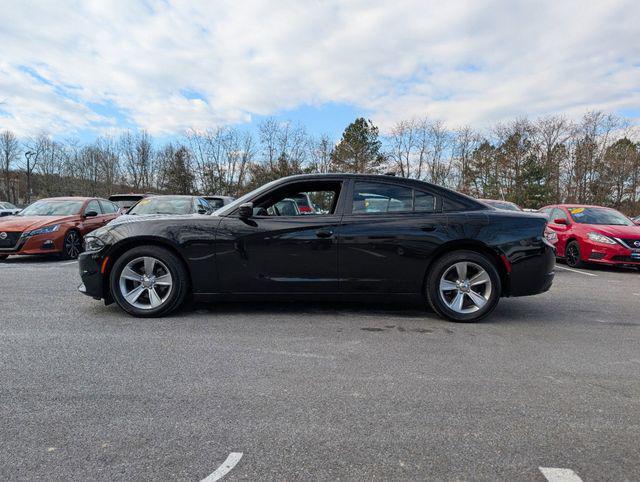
316,229,334,238
421,225,436,232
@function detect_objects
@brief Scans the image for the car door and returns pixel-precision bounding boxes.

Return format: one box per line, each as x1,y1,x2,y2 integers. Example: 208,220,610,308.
215,180,345,293
548,207,571,255
337,179,450,293
80,199,107,234
98,199,120,223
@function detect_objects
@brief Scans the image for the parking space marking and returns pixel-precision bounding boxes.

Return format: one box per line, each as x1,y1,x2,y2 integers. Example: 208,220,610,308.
539,467,583,482
555,266,597,277
201,452,243,482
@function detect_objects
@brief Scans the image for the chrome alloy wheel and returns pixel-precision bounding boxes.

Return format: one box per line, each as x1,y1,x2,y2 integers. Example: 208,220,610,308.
438,261,492,314
118,256,173,310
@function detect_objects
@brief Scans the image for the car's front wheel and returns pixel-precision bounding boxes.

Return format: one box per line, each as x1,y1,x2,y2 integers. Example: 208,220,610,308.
110,245,189,317
61,230,83,259
426,250,501,322
565,241,585,268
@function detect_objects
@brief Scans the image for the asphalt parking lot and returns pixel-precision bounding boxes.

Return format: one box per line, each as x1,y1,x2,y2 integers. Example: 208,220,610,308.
1,257,639,481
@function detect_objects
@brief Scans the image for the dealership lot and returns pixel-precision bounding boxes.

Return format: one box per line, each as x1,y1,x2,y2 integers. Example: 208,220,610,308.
1,257,639,481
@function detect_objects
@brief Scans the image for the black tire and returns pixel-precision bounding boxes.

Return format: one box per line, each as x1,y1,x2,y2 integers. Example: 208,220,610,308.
109,245,189,317
60,229,83,259
426,250,501,322
0,255,7,261
565,241,585,268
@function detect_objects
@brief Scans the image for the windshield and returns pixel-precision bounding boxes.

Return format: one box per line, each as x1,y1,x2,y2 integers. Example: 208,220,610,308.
568,207,633,226
19,200,84,216
111,197,143,208
214,178,283,215
128,197,194,215
0,202,17,209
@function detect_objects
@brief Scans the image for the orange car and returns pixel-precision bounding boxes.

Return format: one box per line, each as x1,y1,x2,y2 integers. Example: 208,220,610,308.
0,197,119,261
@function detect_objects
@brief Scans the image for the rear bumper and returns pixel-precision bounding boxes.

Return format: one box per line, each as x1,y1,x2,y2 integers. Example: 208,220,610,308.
78,251,105,300
507,242,556,297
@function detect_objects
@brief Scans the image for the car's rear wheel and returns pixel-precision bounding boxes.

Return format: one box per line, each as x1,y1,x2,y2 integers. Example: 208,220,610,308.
565,241,585,268
426,250,501,322
110,245,188,317
60,230,83,259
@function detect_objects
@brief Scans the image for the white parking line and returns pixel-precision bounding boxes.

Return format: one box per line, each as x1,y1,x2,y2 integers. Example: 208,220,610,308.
555,266,597,277
539,467,583,482
201,452,243,482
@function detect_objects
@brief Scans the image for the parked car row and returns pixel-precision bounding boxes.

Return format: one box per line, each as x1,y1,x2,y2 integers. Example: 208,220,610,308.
0,193,236,260
480,197,640,270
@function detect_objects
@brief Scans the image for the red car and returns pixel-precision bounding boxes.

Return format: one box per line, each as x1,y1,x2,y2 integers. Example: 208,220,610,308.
0,197,119,261
540,204,640,268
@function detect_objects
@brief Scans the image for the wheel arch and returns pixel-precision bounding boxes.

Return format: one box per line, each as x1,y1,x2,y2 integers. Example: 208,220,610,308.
101,236,193,300
423,239,509,296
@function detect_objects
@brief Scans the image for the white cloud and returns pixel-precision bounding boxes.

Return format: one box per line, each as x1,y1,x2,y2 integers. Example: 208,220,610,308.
0,0,638,136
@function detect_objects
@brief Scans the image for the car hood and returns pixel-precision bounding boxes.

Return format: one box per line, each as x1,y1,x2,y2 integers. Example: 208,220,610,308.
589,224,640,238
0,215,77,232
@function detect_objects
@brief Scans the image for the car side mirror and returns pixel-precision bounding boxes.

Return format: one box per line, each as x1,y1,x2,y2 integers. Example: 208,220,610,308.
238,202,253,219
553,218,567,225
84,210,98,218
197,208,207,215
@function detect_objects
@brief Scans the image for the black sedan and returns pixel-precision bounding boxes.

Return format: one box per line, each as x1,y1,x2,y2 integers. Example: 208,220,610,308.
78,174,555,322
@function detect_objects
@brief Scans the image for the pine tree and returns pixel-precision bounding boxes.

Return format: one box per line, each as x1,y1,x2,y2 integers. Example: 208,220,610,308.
330,118,385,173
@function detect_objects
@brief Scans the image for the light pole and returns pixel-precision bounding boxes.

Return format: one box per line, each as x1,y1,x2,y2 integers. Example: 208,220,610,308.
24,150,34,204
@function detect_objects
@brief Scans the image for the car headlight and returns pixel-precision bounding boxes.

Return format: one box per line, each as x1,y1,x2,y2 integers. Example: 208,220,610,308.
84,235,106,252
587,232,617,245
25,224,60,237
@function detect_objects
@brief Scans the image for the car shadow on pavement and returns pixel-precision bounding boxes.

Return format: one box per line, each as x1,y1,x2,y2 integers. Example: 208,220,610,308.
1,255,71,264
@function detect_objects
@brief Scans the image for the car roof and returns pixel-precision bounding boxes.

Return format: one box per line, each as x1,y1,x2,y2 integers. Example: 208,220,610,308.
34,196,93,201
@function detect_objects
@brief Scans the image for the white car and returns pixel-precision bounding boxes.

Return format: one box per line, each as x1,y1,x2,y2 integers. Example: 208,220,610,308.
0,202,20,217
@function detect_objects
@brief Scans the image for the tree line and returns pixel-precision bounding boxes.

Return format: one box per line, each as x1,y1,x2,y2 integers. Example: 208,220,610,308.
1,110,639,214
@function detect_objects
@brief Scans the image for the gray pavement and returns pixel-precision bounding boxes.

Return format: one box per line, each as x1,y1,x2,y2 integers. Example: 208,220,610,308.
1,256,639,481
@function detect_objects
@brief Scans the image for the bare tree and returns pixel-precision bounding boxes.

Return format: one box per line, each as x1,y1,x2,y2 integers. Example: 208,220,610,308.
0,130,20,202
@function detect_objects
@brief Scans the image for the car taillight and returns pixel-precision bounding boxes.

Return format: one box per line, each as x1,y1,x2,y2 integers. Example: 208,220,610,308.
298,206,312,213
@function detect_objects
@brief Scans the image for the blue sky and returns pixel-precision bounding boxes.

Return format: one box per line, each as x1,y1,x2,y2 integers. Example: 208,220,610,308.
1,0,639,142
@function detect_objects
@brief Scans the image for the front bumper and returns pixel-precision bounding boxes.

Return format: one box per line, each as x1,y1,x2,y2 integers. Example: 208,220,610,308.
0,233,63,256
78,251,106,300
581,240,640,266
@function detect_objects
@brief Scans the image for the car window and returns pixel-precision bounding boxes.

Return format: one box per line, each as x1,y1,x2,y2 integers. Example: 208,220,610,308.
207,198,225,209
414,191,436,213
352,182,437,214
197,198,212,213
252,181,342,217
352,182,413,214
551,208,567,222
85,200,102,215
99,200,118,214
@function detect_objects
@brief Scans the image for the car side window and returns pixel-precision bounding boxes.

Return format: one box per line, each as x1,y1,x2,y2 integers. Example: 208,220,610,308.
414,190,436,213
351,182,437,214
86,200,102,215
352,182,413,214
551,208,568,223
251,181,342,217
99,200,118,214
